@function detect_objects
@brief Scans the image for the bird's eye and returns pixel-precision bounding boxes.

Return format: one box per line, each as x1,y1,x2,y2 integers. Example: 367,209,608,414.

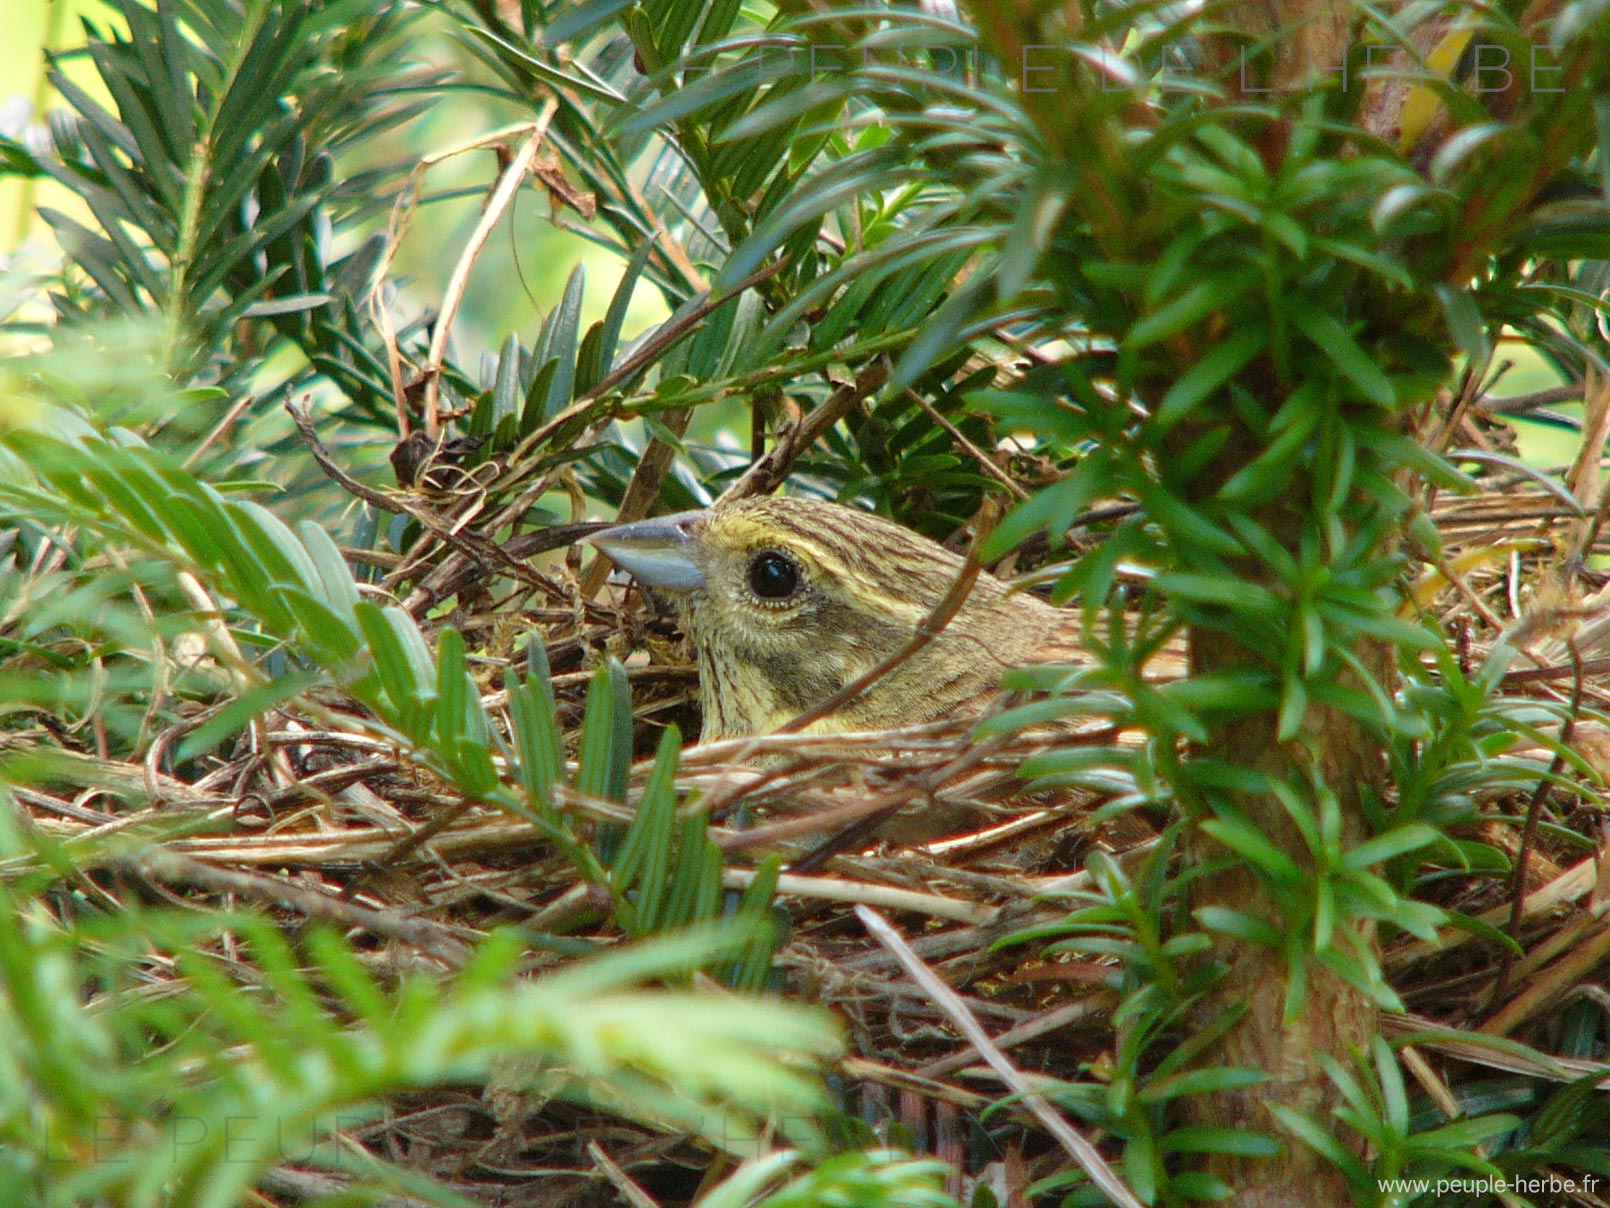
747,550,801,601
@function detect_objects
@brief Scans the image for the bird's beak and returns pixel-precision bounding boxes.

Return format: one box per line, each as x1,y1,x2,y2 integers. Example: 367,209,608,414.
585,509,708,592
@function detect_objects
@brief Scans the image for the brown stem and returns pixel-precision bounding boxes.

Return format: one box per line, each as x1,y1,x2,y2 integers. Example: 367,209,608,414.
1181,631,1382,1205
1490,639,1582,1007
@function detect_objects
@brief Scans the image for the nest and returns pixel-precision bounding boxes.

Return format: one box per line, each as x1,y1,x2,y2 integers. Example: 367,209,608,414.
12,460,1610,1206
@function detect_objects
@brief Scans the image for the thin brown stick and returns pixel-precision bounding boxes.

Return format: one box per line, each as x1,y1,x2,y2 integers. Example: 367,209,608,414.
713,730,1015,857
129,847,471,964
288,402,404,514
577,407,691,600
1387,855,1599,971
856,906,1144,1208
1477,382,1585,415
1483,920,1610,1037
1424,365,1486,458
776,501,995,736
372,120,545,436
1490,638,1582,1007
916,994,1119,1078
421,107,558,436
390,259,794,617
1569,394,1610,564
257,1166,439,1208
1380,1014,1602,1085
1501,654,1610,686
182,391,257,469
725,868,996,924
1567,366,1610,517
586,1142,664,1208
905,388,1029,500
717,360,890,504
291,400,569,609
1398,1045,1463,1122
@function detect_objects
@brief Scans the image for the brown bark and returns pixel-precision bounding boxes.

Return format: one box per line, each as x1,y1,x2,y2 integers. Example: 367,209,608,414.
1188,12,1393,1203
1183,631,1388,1205
962,2,1448,1200
1201,0,1355,99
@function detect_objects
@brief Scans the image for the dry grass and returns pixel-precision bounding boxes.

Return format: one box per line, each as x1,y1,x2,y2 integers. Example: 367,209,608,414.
10,460,1610,1204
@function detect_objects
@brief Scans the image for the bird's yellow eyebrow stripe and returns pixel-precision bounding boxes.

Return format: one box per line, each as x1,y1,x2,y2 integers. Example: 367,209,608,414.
711,510,961,627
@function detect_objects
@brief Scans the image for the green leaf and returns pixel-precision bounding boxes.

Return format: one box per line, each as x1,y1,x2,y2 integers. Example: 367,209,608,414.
274,585,362,667
597,233,658,378
1200,812,1303,886
1434,283,1490,365
720,153,915,287
296,520,361,616
1218,385,1325,504
1193,906,1281,947
1126,269,1257,352
508,641,565,818
1161,671,1278,714
539,264,587,418
1154,327,1266,431
996,180,1067,301
354,602,437,738
1155,572,1282,616
577,657,631,804
980,454,1113,561
1159,1125,1281,1157
1438,909,1523,956
1371,1034,1409,1137
1342,824,1439,869
727,855,782,993
490,332,523,430
520,358,561,436
1267,1104,1371,1188
612,726,682,935
617,62,761,136
1138,1066,1267,1104
663,815,724,929
433,628,495,793
1406,1113,1521,1152
545,0,635,46
1277,674,1306,741
232,500,322,597
1289,305,1395,406
891,274,990,390
174,670,320,762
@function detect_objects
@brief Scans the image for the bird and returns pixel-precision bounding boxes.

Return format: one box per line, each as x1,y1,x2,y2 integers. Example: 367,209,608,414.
585,496,1083,743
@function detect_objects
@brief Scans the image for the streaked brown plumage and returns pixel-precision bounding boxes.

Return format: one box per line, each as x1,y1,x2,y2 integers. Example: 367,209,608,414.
587,496,1084,742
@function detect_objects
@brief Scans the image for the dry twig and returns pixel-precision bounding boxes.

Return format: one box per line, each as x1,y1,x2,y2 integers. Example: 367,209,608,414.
857,905,1145,1208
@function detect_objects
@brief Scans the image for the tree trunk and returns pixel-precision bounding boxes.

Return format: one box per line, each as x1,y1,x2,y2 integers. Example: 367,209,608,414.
1183,632,1388,1204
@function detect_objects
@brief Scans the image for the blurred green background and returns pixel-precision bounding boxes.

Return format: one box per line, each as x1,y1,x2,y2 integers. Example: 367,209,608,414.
0,0,1575,470
1,0,667,375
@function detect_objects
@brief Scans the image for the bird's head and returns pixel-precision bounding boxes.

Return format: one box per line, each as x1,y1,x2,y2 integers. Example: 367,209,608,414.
587,496,1063,740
